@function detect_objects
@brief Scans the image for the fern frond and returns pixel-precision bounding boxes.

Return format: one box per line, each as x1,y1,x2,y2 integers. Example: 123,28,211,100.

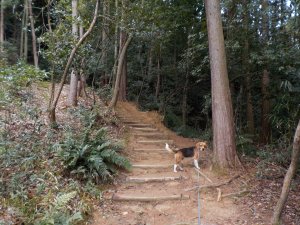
54,191,77,210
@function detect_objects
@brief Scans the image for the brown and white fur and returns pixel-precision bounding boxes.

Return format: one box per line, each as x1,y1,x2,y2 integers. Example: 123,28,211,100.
165,142,207,172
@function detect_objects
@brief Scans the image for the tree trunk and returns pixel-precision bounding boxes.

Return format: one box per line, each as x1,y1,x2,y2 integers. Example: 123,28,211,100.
102,0,108,80
117,24,127,101
48,0,99,125
118,54,127,101
24,0,28,62
260,0,271,143
155,55,161,101
112,0,119,87
109,35,133,109
77,25,87,98
182,73,188,128
242,0,255,135
205,0,240,169
28,0,38,68
261,69,271,143
271,120,300,225
68,0,78,106
182,35,190,129
0,0,4,52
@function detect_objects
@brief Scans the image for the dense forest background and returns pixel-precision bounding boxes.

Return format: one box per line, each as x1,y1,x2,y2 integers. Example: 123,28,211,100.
0,0,300,224
1,0,299,141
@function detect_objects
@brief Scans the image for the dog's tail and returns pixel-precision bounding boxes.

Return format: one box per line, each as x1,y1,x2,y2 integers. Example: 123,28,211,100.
165,143,176,153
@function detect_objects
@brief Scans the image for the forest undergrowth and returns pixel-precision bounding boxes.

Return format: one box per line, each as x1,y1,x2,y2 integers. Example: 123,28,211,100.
0,67,130,224
0,64,299,224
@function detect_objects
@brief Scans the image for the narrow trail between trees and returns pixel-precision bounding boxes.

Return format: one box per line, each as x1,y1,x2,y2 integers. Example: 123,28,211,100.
92,102,247,225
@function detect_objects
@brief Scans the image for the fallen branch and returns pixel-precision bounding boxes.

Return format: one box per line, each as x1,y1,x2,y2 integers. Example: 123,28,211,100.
221,188,248,200
194,168,213,183
185,174,241,192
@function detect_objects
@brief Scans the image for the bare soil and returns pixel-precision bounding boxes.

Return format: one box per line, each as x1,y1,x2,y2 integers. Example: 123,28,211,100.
90,102,300,225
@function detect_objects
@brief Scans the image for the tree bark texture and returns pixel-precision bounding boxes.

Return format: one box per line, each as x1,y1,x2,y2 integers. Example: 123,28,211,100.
0,0,4,52
205,0,240,169
271,120,300,224
117,30,127,101
260,0,271,144
68,0,79,106
101,0,109,79
155,57,161,101
24,0,28,61
242,0,255,135
28,0,38,68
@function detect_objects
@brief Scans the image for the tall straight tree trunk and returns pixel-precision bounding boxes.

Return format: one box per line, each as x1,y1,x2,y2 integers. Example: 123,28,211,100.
182,35,191,129
182,72,188,129
242,0,255,135
271,120,300,224
102,0,109,81
260,0,271,143
112,0,119,87
24,0,28,61
0,0,4,52
205,0,240,169
68,0,78,106
28,0,38,68
155,49,161,101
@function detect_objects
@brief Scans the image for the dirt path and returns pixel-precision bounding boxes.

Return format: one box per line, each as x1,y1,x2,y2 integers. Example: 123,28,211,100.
91,102,249,225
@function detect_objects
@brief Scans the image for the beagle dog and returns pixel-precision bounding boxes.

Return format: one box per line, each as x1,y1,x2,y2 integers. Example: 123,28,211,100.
165,142,207,172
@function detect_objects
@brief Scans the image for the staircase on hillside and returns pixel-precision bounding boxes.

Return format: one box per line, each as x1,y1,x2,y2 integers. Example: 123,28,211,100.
111,111,190,202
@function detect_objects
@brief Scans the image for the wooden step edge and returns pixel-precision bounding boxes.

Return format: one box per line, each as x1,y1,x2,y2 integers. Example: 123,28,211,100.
125,176,185,183
133,148,166,152
134,133,165,137
132,127,158,131
132,164,172,169
111,194,190,202
137,140,174,144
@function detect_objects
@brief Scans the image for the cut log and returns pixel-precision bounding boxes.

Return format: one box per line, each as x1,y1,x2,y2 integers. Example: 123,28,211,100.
126,176,185,183
112,194,190,201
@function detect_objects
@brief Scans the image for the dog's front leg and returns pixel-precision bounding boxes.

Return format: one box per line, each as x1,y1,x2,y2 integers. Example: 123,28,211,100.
174,164,178,172
194,159,200,169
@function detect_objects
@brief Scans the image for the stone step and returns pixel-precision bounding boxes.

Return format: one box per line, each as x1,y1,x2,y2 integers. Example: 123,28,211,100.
111,193,189,202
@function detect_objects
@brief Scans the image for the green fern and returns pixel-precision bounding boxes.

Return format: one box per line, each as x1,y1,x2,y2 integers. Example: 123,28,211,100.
56,126,131,182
